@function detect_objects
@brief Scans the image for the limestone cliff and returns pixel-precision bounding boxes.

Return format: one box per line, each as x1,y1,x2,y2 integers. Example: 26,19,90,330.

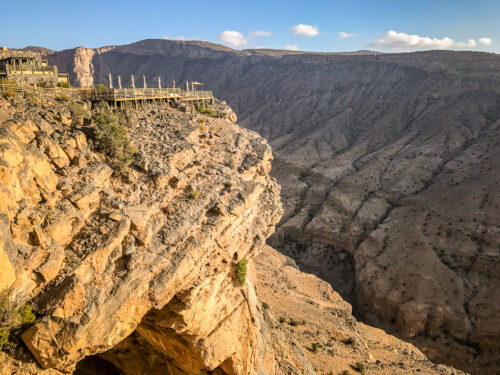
0,94,287,374
0,94,464,375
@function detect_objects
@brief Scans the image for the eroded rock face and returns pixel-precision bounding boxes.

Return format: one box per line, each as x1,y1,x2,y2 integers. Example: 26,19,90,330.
0,96,283,373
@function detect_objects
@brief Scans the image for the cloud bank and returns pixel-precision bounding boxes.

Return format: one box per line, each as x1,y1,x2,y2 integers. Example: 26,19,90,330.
284,44,299,51
370,30,492,51
218,31,248,47
291,24,319,37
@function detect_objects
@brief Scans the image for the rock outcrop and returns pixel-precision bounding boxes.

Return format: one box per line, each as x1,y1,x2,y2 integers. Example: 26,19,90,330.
0,95,285,374
45,39,500,374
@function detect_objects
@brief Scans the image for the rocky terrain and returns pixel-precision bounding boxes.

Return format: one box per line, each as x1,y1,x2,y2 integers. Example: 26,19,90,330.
46,40,500,374
0,91,470,374
0,94,286,374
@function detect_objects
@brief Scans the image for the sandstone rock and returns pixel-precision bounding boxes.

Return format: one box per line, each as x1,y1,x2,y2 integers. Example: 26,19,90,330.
123,204,155,231
0,231,16,291
70,185,100,211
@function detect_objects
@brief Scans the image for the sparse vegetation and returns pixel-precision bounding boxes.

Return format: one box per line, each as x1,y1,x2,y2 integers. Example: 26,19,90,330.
58,81,70,88
198,124,207,131
224,180,233,187
96,83,108,91
69,103,89,120
0,290,37,351
262,302,269,310
310,342,319,353
58,94,70,102
189,190,200,199
288,318,299,326
351,362,365,373
234,257,248,286
342,337,356,346
198,104,215,116
279,316,286,324
92,108,136,176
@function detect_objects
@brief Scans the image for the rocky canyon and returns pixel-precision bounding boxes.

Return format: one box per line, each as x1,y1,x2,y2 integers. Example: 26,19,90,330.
44,39,500,374
0,90,471,374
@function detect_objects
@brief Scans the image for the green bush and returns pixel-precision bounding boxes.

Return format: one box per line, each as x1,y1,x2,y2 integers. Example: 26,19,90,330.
197,104,215,117
18,305,36,327
189,190,200,200
0,291,37,351
92,108,135,175
69,103,89,120
279,316,286,324
262,302,269,310
0,328,9,351
58,94,70,102
233,258,247,286
58,81,70,88
96,83,108,91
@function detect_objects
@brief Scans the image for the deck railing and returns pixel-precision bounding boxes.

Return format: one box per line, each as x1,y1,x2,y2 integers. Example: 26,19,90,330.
0,83,213,102
83,87,213,101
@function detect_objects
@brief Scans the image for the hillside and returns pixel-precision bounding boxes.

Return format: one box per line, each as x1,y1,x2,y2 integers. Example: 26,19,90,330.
0,93,470,374
46,39,500,374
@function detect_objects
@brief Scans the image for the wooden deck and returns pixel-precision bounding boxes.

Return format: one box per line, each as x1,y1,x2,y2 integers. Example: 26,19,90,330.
0,83,214,105
81,87,213,104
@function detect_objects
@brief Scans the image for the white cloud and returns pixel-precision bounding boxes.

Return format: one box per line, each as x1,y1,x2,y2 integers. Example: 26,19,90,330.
339,32,355,39
455,39,476,48
218,30,248,47
479,37,492,46
249,31,272,38
291,24,319,37
164,35,186,41
370,30,482,51
284,44,299,51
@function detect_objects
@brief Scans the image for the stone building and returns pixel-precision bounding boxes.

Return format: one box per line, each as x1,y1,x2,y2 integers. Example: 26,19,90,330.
0,48,68,86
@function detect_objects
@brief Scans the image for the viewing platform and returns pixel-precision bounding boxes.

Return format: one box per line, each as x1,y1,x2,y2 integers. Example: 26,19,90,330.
81,87,214,106
0,82,214,108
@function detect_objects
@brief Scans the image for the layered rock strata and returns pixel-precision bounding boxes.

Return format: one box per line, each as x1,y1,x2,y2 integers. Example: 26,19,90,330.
0,95,285,374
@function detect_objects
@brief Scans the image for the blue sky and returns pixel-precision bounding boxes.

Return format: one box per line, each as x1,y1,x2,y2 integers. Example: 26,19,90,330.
2,0,499,53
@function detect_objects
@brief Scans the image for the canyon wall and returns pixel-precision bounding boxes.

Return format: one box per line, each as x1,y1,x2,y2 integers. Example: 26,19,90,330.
46,40,500,374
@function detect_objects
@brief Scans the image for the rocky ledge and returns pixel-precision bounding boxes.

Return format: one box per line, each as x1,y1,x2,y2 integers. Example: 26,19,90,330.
0,95,286,374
